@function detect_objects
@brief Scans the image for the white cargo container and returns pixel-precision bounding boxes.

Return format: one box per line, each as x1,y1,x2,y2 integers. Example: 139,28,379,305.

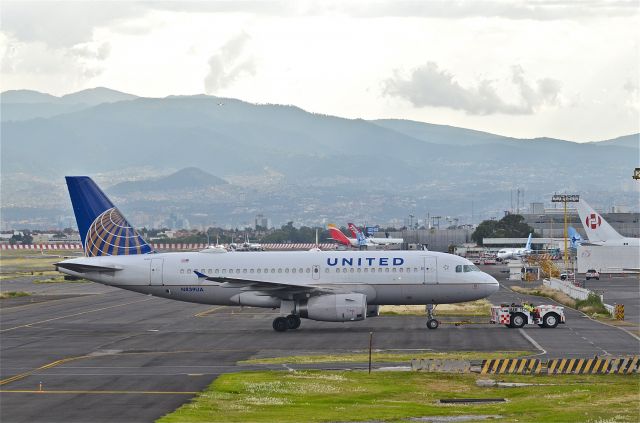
577,245,640,274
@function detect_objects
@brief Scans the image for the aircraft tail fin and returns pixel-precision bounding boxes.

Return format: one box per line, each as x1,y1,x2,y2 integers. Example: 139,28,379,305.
347,223,359,238
568,226,582,248
327,224,352,246
525,233,532,250
575,199,623,242
65,176,153,257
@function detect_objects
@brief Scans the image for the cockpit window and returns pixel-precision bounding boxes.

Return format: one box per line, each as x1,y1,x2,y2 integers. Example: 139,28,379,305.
463,265,480,272
455,265,463,273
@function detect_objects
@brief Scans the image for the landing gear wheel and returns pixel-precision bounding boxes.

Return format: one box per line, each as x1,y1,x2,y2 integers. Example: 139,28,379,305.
272,317,289,332
286,315,301,330
542,313,559,329
426,319,439,330
510,313,526,329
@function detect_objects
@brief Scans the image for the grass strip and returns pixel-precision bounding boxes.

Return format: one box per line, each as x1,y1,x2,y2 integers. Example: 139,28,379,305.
238,351,531,365
33,277,87,284
0,291,31,299
158,371,640,423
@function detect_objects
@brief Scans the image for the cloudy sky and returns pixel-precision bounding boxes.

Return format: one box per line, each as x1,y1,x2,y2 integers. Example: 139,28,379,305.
1,0,638,141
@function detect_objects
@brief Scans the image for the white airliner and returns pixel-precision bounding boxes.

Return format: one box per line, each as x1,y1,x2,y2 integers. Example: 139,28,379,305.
496,233,533,261
56,177,499,331
328,224,403,248
348,223,404,246
575,199,639,247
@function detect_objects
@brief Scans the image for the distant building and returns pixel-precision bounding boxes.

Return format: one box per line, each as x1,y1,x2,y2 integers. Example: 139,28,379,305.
255,214,270,229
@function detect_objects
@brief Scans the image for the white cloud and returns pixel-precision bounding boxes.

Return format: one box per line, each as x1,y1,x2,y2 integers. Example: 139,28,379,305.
383,62,561,115
204,33,256,94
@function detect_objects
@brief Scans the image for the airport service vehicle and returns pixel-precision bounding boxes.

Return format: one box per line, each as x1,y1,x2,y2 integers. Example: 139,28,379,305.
483,258,497,265
585,269,600,280
496,233,533,261
56,177,500,332
490,304,565,328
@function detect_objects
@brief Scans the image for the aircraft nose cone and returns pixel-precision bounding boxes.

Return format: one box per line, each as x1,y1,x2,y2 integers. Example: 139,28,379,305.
484,273,500,293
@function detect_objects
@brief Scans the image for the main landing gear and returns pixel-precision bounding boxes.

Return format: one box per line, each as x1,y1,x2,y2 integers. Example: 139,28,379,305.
272,315,301,332
426,304,439,330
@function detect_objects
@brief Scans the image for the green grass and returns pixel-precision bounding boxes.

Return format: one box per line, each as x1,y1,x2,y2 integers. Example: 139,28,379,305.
239,351,531,365
0,291,31,299
575,293,609,316
158,371,640,423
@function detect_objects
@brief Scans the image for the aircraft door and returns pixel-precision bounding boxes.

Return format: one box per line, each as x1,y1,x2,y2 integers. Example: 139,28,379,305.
312,265,320,280
150,258,164,285
422,256,437,284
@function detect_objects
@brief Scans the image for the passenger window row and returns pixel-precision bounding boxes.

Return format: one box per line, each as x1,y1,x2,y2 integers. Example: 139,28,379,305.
179,268,312,275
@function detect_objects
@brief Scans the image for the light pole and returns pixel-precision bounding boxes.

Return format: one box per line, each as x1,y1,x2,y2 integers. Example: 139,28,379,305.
551,194,579,269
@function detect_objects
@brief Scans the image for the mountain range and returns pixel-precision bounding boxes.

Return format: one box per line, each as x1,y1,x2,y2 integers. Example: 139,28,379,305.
1,87,637,229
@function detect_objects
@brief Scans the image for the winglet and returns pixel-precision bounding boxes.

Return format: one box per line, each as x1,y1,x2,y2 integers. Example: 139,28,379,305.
193,270,207,278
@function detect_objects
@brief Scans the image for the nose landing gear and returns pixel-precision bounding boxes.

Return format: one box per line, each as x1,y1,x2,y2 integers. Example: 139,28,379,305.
426,304,439,330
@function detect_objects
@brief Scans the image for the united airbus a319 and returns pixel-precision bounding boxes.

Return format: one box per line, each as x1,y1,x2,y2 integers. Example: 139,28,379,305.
56,177,499,331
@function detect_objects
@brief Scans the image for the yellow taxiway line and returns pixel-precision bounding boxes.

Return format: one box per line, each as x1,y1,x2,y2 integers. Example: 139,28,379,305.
193,306,226,317
0,356,88,386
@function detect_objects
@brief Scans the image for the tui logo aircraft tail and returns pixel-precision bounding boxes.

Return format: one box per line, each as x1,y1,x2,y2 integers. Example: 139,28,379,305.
347,223,367,246
568,226,582,249
66,176,153,257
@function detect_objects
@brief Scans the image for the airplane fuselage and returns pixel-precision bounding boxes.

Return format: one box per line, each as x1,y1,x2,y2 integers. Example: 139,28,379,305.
58,250,498,307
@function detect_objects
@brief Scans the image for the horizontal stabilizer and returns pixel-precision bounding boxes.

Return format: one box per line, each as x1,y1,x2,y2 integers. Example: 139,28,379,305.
55,262,122,273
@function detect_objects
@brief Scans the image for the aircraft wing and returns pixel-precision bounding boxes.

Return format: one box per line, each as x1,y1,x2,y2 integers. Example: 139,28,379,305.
193,270,343,296
55,262,123,273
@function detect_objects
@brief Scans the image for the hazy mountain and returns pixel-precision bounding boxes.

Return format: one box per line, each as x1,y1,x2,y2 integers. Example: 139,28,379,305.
1,90,60,103
0,87,137,121
58,87,138,106
108,167,227,195
1,88,638,227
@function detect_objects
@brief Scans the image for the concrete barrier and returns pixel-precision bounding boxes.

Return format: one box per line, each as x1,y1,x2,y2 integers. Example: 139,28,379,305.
543,278,596,301
411,359,471,373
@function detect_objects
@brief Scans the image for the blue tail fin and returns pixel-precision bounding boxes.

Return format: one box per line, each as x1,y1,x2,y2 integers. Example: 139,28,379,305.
568,226,582,248
525,233,532,250
65,176,153,257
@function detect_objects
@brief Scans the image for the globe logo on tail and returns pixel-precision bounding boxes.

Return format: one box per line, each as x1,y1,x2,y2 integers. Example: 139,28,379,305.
84,207,152,257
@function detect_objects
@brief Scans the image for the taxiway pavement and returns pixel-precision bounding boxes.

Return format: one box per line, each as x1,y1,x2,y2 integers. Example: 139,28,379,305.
1,270,638,423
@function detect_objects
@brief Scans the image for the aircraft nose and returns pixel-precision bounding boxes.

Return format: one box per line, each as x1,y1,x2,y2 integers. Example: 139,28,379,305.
483,272,500,293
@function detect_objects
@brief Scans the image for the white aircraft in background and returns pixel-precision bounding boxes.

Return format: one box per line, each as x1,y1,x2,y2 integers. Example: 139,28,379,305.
327,224,403,248
55,177,499,331
348,223,404,246
575,199,640,247
496,233,533,261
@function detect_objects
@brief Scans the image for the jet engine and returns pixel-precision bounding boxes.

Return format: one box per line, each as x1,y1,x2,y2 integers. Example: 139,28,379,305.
298,293,367,322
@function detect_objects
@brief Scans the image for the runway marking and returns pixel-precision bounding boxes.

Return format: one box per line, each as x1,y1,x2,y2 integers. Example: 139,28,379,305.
0,389,198,395
194,306,226,317
518,329,546,356
0,297,153,333
0,356,88,386
0,295,98,312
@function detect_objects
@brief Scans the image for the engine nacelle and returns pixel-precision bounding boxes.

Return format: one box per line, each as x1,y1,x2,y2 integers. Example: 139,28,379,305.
298,293,367,322
366,304,380,317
